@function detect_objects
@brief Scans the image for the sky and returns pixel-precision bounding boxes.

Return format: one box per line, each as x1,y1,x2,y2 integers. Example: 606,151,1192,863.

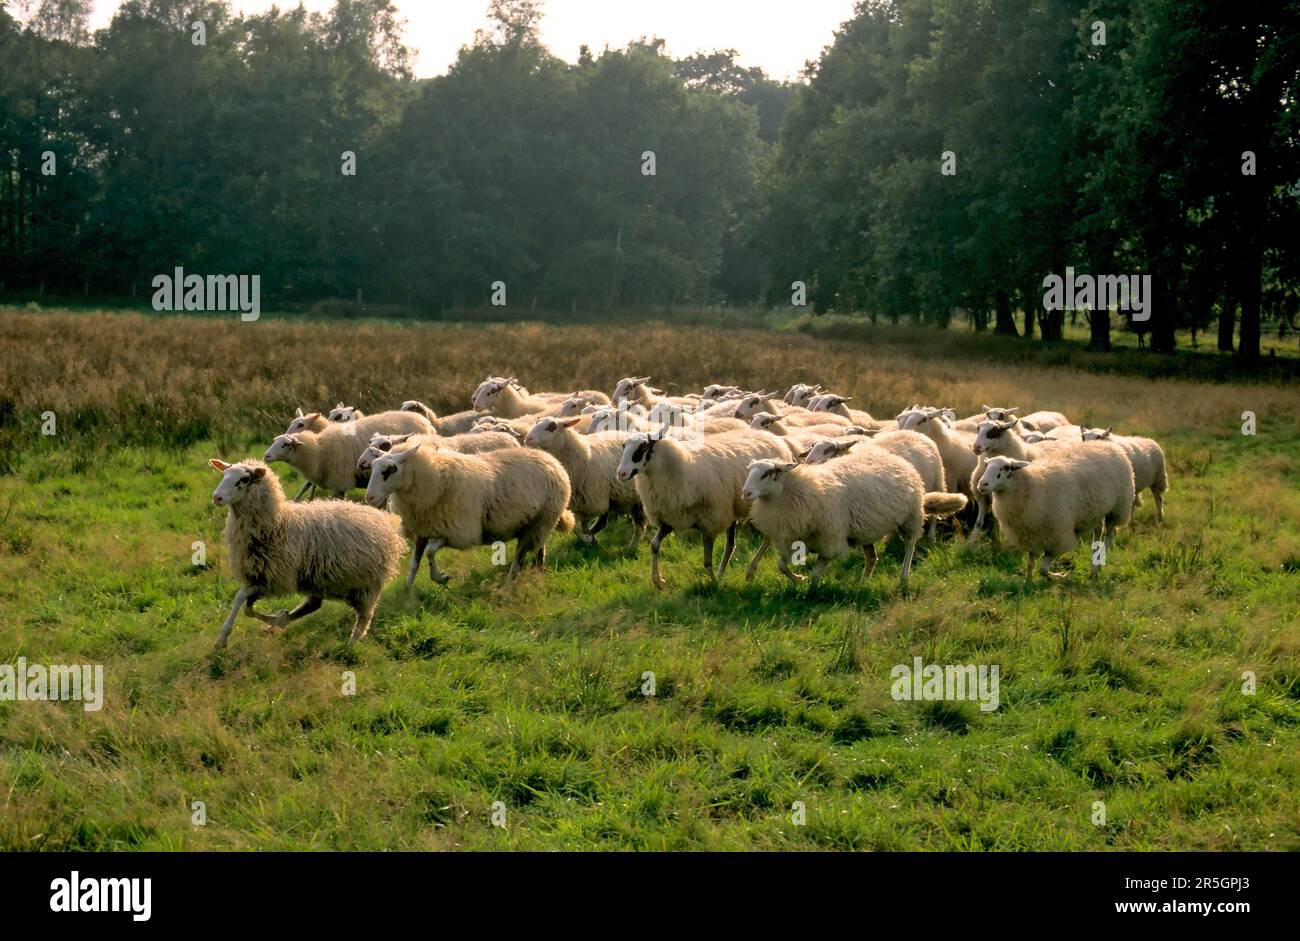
82,0,860,80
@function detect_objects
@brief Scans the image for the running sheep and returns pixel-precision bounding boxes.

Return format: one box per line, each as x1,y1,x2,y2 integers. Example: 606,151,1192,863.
365,443,575,585
975,444,1135,579
472,377,610,417
209,459,405,649
401,400,483,436
1080,427,1169,521
615,429,793,589
525,416,646,549
357,429,519,477
741,452,967,590
265,410,433,497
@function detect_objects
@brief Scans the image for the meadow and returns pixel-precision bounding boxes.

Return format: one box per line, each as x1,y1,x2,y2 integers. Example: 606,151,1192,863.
0,307,1297,850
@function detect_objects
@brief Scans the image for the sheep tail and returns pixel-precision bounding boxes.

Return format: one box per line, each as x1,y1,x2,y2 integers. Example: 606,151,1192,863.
923,492,968,517
556,510,576,533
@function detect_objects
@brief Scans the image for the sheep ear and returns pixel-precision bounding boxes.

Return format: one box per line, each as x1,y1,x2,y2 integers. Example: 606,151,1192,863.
304,412,321,423
998,420,1018,432
840,396,853,403
561,417,582,428
1102,427,1112,437
334,402,345,409
394,443,421,461
210,459,230,473
294,408,304,418
778,461,799,473
392,433,413,445
795,448,811,462
251,465,267,480
838,440,859,453
1006,459,1031,471
1006,406,1021,415
981,404,993,413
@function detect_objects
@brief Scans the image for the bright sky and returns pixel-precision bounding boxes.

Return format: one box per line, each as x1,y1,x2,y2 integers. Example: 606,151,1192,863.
83,0,859,80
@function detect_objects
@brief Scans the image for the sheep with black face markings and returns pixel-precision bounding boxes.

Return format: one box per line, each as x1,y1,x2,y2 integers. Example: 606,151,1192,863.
616,429,792,589
365,443,574,586
400,400,483,436
967,418,1073,540
473,377,609,418
209,459,405,649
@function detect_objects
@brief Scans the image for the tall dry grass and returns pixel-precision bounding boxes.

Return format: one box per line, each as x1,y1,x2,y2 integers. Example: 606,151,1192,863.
2,309,1298,465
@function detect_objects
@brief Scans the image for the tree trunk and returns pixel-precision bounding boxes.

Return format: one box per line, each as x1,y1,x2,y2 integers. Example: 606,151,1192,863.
1021,286,1036,340
994,290,1018,336
1217,293,1236,352
1149,252,1178,353
1088,307,1110,352
1237,243,1263,364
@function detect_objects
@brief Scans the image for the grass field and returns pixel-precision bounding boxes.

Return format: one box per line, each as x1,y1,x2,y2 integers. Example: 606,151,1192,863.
0,307,1297,850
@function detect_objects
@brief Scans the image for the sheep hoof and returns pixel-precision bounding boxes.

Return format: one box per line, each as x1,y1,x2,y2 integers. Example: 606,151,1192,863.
431,572,451,586
651,575,666,591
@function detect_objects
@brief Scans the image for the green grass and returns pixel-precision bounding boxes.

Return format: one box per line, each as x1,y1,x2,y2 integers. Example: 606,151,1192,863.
1,423,1296,850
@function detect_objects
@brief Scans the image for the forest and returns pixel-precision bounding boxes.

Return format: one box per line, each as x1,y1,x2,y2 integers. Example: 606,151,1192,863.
1,0,1297,361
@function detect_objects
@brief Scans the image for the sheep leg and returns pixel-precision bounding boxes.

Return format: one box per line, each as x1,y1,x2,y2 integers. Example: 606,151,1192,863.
243,590,279,626
215,587,250,649
266,595,322,632
808,557,829,588
858,544,878,584
715,522,738,580
650,523,673,590
1154,490,1164,523
744,538,771,583
533,542,546,570
626,504,646,552
406,536,429,588
576,515,597,545
968,497,989,544
775,556,807,585
586,512,610,539
348,594,379,644
1024,553,1036,580
426,538,450,585
701,533,717,583
1039,554,1064,580
899,538,918,589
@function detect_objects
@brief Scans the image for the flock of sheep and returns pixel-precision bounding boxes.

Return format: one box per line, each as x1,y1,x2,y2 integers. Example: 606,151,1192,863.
207,376,1169,649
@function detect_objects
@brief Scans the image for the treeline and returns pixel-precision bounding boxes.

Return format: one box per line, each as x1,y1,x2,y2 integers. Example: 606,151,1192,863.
2,0,1297,361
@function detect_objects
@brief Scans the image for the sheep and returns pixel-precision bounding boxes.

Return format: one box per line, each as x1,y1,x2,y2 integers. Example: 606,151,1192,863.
400,400,483,437
524,416,646,548
582,404,652,436
615,429,792,589
701,384,743,402
975,446,1135,579
365,442,574,585
978,404,1073,434
783,383,826,408
977,447,1133,577
749,413,860,453
967,419,1074,540
799,430,947,539
730,392,852,427
558,393,609,417
1080,427,1168,521
898,407,979,503
473,377,610,417
472,413,539,439
612,376,697,409
740,453,967,590
264,410,433,497
809,393,879,428
209,459,405,649
358,429,518,476
285,408,330,435
327,402,363,423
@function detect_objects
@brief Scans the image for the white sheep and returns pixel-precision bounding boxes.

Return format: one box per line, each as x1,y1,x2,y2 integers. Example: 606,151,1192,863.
611,376,697,409
525,416,646,548
967,418,1073,540
701,383,743,402
809,393,878,428
979,404,1072,434
400,400,483,436
1080,427,1169,521
898,407,978,503
327,402,363,423
976,446,1135,579
581,403,652,436
615,429,792,589
740,453,967,589
749,413,861,453
472,377,610,417
264,410,433,497
358,429,518,476
783,383,826,408
285,408,330,435
209,459,405,649
365,443,574,585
